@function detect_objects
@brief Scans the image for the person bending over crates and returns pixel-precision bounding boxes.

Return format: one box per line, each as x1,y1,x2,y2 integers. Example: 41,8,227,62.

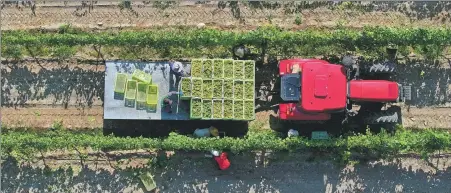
168,60,185,91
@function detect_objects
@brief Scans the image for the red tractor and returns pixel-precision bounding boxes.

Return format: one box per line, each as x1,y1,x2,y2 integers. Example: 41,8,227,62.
272,52,412,137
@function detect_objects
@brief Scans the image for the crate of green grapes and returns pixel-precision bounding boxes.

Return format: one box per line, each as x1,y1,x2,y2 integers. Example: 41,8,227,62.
244,99,255,120
213,59,224,79
233,100,244,120
202,59,213,78
244,60,255,80
202,99,213,120
223,99,234,120
114,73,127,94
191,59,203,78
191,78,203,98
146,84,158,111
180,77,192,100
132,69,152,84
137,82,148,105
223,59,234,79
190,98,202,119
212,99,223,119
233,60,245,79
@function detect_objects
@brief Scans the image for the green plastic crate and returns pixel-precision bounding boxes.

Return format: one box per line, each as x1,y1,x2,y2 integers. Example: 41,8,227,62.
312,131,330,140
146,84,158,111
114,73,127,94
233,60,245,79
132,69,152,84
180,77,192,100
233,80,244,100
202,79,213,99
233,100,244,120
191,59,203,78
223,59,234,79
190,97,203,119
244,60,256,80
223,99,234,120
212,99,223,119
125,80,137,100
244,80,255,100
213,79,224,99
213,59,224,79
223,79,234,99
202,99,213,120
202,59,213,78
243,99,255,120
137,82,148,103
191,78,203,98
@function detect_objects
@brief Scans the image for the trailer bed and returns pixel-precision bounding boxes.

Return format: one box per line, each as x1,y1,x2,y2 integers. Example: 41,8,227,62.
104,61,192,120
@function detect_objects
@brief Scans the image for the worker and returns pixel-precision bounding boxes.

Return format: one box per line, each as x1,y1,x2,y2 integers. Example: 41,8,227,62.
169,60,185,90
211,150,231,170
193,126,219,138
162,91,181,114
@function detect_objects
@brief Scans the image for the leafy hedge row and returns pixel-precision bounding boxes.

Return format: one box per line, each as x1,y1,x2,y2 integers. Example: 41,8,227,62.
2,128,450,162
4,26,449,52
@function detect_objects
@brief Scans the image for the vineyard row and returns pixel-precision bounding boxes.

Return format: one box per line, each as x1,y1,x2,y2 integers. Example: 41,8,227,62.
3,128,450,162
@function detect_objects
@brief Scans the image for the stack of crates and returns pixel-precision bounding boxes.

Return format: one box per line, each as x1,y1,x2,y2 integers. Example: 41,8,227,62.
181,58,256,121
114,69,157,110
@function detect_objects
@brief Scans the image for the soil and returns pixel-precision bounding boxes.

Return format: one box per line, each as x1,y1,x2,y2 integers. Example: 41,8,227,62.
3,2,451,31
2,151,451,193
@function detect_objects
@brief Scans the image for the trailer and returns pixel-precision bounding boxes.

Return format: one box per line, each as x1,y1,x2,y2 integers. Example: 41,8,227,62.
103,59,256,136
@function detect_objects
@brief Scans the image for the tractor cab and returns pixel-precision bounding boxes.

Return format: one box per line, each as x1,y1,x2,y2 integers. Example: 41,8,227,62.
278,59,347,120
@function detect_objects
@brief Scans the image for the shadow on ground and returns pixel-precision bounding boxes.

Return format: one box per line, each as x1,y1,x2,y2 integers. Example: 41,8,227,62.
1,61,104,108
1,153,450,193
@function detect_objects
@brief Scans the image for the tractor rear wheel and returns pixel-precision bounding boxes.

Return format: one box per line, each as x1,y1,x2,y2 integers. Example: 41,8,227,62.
363,106,400,124
362,106,401,133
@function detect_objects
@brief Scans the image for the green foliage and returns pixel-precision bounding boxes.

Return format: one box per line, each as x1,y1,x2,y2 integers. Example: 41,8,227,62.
294,14,302,25
3,45,23,60
3,128,450,163
52,46,77,61
4,26,451,59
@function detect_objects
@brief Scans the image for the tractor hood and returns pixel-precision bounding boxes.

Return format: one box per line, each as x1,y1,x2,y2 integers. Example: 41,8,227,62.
279,59,347,112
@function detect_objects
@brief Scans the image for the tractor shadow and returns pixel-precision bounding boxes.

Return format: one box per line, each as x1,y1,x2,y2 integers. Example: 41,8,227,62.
1,60,104,109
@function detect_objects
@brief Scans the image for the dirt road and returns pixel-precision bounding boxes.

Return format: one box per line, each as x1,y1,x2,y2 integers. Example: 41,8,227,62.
1,152,451,193
3,2,451,31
